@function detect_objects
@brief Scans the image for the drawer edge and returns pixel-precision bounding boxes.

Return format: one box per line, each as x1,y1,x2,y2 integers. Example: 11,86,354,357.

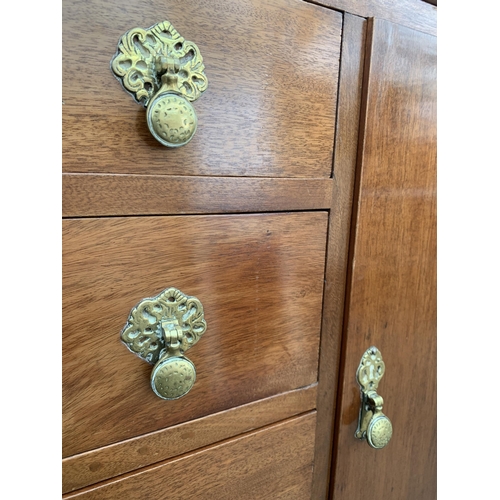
62,174,334,217
63,383,317,493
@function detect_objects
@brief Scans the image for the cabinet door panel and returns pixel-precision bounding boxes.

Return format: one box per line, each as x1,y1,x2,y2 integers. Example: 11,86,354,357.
331,18,436,499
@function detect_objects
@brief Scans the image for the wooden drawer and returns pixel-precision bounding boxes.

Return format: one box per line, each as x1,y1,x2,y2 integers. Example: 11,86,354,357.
63,212,327,490
62,0,342,177
64,413,317,499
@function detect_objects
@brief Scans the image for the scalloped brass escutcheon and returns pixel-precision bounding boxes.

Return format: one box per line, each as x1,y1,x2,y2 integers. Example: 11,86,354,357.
355,346,393,449
121,287,207,400
110,20,208,147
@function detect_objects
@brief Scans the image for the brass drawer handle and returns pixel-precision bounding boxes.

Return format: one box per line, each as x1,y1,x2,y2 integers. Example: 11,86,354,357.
355,347,393,449
121,287,207,400
111,20,208,147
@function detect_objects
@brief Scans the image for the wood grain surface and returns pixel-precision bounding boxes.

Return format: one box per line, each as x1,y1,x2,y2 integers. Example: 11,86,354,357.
63,384,316,493
312,14,367,500
311,14,366,500
63,213,327,458
309,0,436,36
330,19,437,499
62,0,341,178
62,174,334,217
64,412,317,499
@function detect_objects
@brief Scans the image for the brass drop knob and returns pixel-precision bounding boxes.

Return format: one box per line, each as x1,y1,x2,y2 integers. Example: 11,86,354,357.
355,347,393,449
366,411,392,449
120,287,207,400
111,20,208,147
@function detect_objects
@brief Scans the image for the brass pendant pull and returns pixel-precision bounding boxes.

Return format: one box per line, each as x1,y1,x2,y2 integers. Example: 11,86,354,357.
111,20,208,147
120,287,207,400
355,347,393,449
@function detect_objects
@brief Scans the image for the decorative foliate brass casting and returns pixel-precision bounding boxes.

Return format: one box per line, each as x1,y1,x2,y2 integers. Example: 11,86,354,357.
111,20,208,147
355,346,393,449
121,287,207,400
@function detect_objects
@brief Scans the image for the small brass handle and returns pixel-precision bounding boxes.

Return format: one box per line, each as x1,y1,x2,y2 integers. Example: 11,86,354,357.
120,287,207,400
355,346,393,449
111,20,208,147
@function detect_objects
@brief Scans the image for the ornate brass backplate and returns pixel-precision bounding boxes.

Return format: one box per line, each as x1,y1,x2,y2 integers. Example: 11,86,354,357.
121,287,207,400
355,346,393,449
110,20,208,147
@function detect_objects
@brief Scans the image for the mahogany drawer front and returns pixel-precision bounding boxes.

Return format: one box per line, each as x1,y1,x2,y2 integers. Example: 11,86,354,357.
64,412,316,500
63,386,317,493
62,0,342,178
63,212,327,459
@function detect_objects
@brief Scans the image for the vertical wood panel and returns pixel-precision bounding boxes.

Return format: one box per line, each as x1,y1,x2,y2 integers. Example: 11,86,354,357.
331,18,436,499
312,14,367,500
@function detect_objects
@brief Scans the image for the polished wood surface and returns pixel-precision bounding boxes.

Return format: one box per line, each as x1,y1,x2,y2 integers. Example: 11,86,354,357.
63,213,327,458
64,412,316,499
310,0,436,36
62,175,334,217
63,0,341,178
312,14,367,500
63,384,316,493
62,0,438,496
330,19,436,499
